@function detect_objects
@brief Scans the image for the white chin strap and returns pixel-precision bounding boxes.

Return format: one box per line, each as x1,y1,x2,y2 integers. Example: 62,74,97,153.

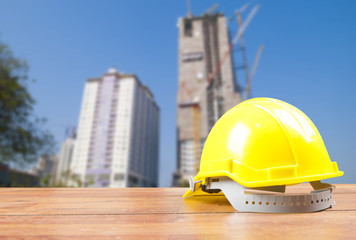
189,176,335,213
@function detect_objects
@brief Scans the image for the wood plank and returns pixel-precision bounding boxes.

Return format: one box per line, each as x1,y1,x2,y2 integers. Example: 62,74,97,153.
0,183,354,197
0,185,355,216
0,212,354,239
0,185,355,239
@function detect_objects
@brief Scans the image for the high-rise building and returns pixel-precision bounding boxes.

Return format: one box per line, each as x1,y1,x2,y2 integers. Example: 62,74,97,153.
55,131,76,185
174,13,241,186
29,155,58,185
70,68,160,187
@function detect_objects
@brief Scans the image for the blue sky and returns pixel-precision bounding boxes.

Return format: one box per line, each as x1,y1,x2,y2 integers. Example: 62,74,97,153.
0,0,355,186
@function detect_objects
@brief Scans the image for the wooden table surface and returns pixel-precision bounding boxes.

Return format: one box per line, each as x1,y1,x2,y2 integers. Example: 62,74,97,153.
0,184,355,239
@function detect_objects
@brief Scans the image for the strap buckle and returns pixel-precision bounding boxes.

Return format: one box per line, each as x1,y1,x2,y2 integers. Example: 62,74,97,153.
188,176,202,192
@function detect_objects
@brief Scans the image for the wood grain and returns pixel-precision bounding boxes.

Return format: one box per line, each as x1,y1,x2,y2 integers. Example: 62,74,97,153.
0,184,355,239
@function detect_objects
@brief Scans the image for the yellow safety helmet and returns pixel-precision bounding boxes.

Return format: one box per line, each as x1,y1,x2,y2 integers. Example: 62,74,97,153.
184,98,343,213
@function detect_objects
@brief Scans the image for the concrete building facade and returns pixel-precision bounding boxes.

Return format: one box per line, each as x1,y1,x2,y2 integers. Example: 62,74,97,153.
174,13,241,186
70,69,160,187
29,155,58,185
55,133,76,185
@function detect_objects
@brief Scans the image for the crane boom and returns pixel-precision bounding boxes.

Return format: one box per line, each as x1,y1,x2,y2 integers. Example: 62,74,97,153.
243,45,264,100
203,4,218,15
236,6,250,93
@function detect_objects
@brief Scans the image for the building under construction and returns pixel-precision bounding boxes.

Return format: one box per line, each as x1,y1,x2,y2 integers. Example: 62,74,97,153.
173,11,242,186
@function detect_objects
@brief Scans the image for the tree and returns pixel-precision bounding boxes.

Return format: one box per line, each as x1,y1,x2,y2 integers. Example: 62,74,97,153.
0,41,55,167
41,170,89,187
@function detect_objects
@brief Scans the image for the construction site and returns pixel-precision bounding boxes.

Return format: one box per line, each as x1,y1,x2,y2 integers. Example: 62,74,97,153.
173,3,264,186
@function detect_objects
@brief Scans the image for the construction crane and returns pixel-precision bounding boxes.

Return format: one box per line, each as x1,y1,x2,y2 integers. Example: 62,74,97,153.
51,123,76,138
235,4,250,96
243,45,264,100
179,5,261,173
234,4,265,100
203,4,218,15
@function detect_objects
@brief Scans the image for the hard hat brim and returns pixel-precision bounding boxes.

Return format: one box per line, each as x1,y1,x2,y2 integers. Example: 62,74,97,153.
184,170,343,198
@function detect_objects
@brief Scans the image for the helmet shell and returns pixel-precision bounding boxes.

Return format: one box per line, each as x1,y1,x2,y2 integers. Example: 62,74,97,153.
195,98,343,188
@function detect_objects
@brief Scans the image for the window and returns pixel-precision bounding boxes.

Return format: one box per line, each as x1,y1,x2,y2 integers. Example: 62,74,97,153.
184,19,193,37
114,173,125,181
